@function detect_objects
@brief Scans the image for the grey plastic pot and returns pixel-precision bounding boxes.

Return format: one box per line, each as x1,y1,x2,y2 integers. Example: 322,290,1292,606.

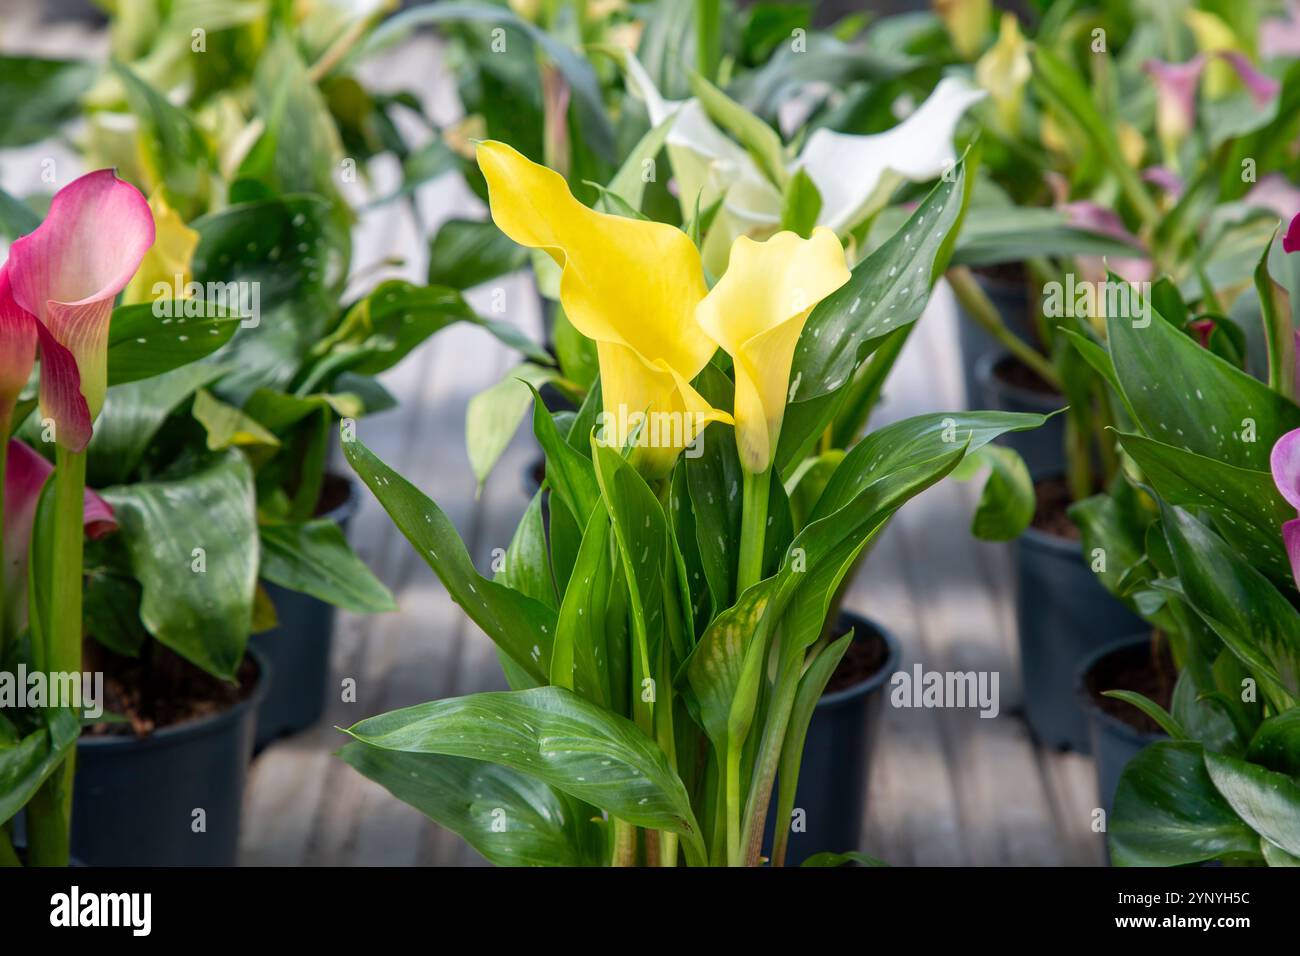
251,475,361,751
68,647,267,866
1078,635,1167,819
1015,526,1145,753
974,350,1066,480
956,270,1033,407
764,611,899,865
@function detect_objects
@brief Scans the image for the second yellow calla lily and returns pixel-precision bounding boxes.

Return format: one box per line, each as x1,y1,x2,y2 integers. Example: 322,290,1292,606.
476,140,730,478
696,228,850,474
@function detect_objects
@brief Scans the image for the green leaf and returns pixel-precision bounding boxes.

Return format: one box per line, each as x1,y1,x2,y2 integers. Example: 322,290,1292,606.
193,194,348,403
1204,751,1300,857
687,70,788,188
1256,231,1295,396
951,205,1143,267
343,686,705,862
1246,710,1300,777
106,302,242,387
1160,503,1300,708
961,444,1034,541
0,186,42,239
259,520,396,615
497,490,556,611
801,850,889,867
86,363,229,487
342,434,555,683
339,742,604,866
192,388,281,457
686,367,743,614
466,364,561,488
368,4,616,163
530,390,599,526
1101,690,1186,739
551,505,614,707
103,451,259,680
0,709,79,827
1106,296,1300,472
779,162,968,471
1116,432,1293,584
239,34,344,205
779,167,822,238
112,60,213,218
1110,741,1261,866
0,56,96,146
427,218,529,291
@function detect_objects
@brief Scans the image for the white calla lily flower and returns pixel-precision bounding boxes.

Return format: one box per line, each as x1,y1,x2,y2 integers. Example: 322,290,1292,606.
622,53,985,261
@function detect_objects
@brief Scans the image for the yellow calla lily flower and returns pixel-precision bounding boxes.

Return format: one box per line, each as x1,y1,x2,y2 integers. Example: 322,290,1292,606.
476,140,730,478
975,13,1031,134
123,191,199,306
696,227,850,474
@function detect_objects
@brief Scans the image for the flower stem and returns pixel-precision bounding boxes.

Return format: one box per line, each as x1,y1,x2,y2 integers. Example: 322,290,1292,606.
26,444,86,867
611,818,637,866
0,422,9,654
695,0,722,82
948,266,1061,391
736,467,770,595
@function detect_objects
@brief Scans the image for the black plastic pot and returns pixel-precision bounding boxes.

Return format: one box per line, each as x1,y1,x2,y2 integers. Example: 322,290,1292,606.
765,612,899,865
1015,527,1145,753
251,475,361,751
1078,635,1167,818
68,648,267,866
956,270,1033,407
974,350,1066,479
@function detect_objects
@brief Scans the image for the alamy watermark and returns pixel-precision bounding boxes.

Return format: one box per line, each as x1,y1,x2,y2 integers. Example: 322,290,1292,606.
889,664,1000,718
152,274,261,328
1042,275,1150,327
0,666,103,719
594,405,709,458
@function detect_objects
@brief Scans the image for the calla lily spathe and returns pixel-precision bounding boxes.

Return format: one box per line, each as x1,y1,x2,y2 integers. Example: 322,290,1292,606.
975,13,1031,134
695,227,850,474
622,54,985,269
8,169,155,451
2,439,116,637
476,140,730,478
0,264,37,428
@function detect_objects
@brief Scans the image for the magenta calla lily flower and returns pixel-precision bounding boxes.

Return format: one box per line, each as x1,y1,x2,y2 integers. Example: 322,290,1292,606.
0,264,37,427
1284,211,1300,254
1218,52,1282,107
2,439,115,634
1145,56,1205,149
7,169,154,452
1270,429,1300,589
1061,200,1152,284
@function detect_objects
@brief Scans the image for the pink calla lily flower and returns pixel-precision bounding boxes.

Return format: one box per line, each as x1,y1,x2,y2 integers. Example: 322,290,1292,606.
1144,53,1280,163
7,170,154,452
3,439,116,634
0,264,37,427
1283,210,1300,254
1061,200,1152,284
1270,429,1300,589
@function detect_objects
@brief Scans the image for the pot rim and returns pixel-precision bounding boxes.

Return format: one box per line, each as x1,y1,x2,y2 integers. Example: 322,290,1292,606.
322,470,363,524
817,610,900,708
76,645,270,752
1075,633,1168,746
973,348,1063,411
1015,471,1087,555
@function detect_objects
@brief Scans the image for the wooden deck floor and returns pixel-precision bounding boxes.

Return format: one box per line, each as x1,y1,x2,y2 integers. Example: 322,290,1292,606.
2,11,1107,866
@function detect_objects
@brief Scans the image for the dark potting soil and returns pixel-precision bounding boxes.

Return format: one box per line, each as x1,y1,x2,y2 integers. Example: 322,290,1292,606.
824,629,889,695
993,353,1058,396
973,261,1028,286
82,639,258,738
1031,475,1081,541
316,472,352,518
1085,637,1176,735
